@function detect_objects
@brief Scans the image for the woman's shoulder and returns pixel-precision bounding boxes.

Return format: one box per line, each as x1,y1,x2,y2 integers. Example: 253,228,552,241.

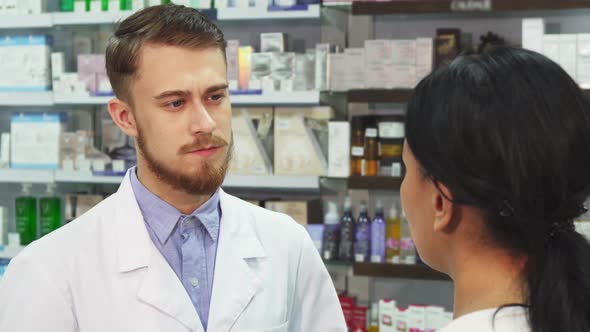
438,307,530,332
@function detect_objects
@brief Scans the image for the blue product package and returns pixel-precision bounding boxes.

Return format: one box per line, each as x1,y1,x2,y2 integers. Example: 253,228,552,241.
306,224,325,255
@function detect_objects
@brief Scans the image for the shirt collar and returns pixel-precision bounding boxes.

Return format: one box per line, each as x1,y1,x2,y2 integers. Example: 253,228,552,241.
129,167,221,244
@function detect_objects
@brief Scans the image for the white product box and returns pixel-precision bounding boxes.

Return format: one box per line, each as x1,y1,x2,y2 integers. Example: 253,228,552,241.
261,33,285,53
215,0,229,8
328,53,347,92
132,0,146,10
542,35,560,64
425,306,446,332
0,36,51,92
294,52,315,91
109,0,120,11
271,52,295,92
522,18,545,54
112,160,126,172
51,52,65,82
0,206,7,246
250,52,272,91
92,159,106,172
74,0,87,12
3,0,17,14
274,107,332,176
226,40,240,82
559,34,578,80
378,300,397,332
76,159,92,171
365,40,395,89
10,113,65,170
0,133,9,168
391,39,416,66
345,48,366,90
407,305,426,332
315,44,330,91
328,122,350,178
147,0,161,6
577,34,590,87
416,37,434,82
90,0,102,12
392,65,417,89
228,108,273,175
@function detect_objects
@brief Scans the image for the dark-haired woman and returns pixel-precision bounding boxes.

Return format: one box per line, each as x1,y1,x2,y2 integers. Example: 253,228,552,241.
401,46,590,332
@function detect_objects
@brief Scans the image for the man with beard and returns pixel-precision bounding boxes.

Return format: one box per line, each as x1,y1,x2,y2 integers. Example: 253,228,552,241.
0,5,346,332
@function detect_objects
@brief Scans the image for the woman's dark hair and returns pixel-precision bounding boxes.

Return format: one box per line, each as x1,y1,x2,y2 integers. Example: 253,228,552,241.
406,46,590,331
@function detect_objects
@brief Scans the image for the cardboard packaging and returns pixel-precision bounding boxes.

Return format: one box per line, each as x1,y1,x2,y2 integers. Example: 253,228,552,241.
11,113,66,170
271,52,295,92
522,18,545,54
250,53,273,92
559,34,578,80
315,43,332,91
542,34,560,64
274,107,333,176
416,38,434,83
378,300,397,332
0,133,10,169
0,35,51,92
65,194,104,222
328,52,348,92
228,108,273,175
328,121,350,178
577,34,590,87
261,33,286,53
226,40,240,90
264,200,323,225
294,51,315,91
365,40,395,89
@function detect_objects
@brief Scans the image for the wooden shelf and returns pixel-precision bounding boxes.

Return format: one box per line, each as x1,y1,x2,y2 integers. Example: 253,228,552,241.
354,262,451,281
348,89,413,104
348,176,402,190
349,88,590,103
352,0,590,16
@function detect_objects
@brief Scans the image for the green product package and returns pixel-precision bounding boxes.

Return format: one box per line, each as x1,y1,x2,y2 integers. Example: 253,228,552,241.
15,185,37,246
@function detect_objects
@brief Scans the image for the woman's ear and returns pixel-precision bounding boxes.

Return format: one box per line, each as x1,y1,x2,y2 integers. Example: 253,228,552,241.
432,183,455,233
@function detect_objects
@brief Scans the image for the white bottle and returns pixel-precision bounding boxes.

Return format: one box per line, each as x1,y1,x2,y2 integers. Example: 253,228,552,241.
322,201,341,261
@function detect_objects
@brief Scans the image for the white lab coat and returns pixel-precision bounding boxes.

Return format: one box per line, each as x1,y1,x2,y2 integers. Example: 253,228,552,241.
0,172,346,332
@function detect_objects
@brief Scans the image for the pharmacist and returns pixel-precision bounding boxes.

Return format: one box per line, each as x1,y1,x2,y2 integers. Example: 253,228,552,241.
0,5,345,332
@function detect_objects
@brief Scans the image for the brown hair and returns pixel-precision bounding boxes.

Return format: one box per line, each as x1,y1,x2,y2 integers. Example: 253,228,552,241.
105,4,226,103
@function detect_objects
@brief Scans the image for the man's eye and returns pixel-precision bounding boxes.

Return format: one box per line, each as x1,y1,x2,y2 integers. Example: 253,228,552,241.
168,99,184,108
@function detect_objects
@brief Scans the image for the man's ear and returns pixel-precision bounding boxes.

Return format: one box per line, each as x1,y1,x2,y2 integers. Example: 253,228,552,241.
108,98,138,137
432,182,455,233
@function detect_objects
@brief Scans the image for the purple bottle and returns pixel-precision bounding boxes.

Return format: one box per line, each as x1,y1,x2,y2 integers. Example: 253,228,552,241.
370,200,386,263
354,202,371,262
338,197,356,262
322,202,341,261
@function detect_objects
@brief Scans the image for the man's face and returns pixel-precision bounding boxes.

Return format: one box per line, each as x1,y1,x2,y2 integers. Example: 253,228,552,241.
129,44,232,195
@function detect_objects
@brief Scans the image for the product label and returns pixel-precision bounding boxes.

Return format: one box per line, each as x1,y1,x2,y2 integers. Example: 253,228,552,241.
400,238,414,250
379,122,405,138
351,146,364,157
392,162,402,177
365,128,378,138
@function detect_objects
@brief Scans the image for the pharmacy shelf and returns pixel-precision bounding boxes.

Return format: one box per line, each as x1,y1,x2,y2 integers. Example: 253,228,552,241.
0,14,53,29
0,91,54,106
353,262,451,281
348,175,402,191
223,175,320,190
351,0,590,16
349,88,590,103
0,246,25,260
348,89,413,104
52,10,135,25
217,4,320,20
54,170,123,184
53,94,113,105
0,169,54,184
230,91,320,105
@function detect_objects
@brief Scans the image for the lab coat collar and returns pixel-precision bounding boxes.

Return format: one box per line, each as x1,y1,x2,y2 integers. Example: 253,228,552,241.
114,170,267,332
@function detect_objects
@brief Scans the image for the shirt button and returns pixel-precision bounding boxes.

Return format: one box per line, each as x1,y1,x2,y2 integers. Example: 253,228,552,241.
190,277,199,287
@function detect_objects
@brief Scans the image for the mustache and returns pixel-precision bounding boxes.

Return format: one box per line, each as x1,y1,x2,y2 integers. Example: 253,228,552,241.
179,134,229,154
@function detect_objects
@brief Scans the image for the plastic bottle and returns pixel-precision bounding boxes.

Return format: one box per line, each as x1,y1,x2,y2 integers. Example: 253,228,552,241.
370,200,386,263
385,201,401,264
368,302,380,332
15,184,37,245
354,202,371,262
338,196,356,261
400,209,417,264
40,184,62,237
322,201,341,261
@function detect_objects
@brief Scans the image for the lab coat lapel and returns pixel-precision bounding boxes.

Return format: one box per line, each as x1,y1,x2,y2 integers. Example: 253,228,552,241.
207,190,267,332
114,171,203,332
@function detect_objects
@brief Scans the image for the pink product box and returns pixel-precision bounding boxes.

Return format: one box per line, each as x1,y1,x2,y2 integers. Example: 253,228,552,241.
77,54,107,74
78,72,98,93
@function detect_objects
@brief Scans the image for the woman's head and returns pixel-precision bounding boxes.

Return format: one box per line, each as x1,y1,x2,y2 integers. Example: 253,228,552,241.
402,46,590,331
